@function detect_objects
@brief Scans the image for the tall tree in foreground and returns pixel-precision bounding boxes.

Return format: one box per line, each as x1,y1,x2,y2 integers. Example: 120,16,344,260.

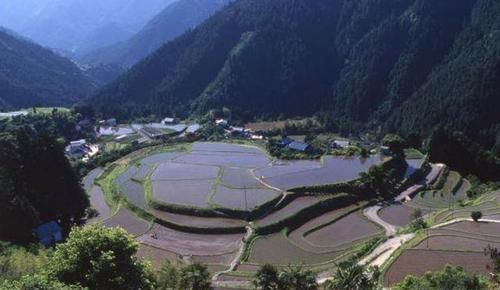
254,264,280,290
0,127,89,242
179,263,211,290
325,259,379,290
278,266,318,290
45,225,155,290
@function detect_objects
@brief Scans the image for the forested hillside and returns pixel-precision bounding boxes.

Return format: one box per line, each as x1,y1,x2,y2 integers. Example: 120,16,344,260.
0,29,94,110
92,0,500,149
81,0,233,68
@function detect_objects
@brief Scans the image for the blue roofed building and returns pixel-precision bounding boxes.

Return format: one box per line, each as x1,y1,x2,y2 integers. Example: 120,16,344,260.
287,141,311,152
33,221,62,246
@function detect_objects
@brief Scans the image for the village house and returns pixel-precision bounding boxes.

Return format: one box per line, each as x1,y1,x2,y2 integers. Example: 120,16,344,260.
33,221,62,246
65,139,89,157
287,141,311,152
332,140,351,149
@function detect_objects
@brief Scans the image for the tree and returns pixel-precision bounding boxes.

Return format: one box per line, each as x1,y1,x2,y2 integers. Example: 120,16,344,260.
179,263,211,290
157,261,180,290
0,243,49,281
325,259,379,290
392,265,487,290
254,264,280,290
471,211,483,222
45,225,154,290
383,134,406,156
1,274,85,290
278,266,318,290
409,209,427,231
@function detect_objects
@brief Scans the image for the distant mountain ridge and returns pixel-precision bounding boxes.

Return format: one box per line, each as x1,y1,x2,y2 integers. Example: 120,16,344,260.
0,0,175,56
81,0,233,68
0,28,94,110
92,0,500,148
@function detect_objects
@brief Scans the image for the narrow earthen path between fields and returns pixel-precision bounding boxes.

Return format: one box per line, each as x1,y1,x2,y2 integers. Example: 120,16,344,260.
212,225,255,283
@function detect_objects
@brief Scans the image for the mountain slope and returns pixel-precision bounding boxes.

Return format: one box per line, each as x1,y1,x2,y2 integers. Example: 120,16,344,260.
81,0,233,68
0,28,94,110
92,0,500,147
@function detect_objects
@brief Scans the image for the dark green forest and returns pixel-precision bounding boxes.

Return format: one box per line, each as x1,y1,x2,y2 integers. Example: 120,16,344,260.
0,29,94,110
0,115,89,242
92,0,500,151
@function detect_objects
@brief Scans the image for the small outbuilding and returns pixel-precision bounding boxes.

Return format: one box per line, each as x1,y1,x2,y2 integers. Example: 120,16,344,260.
380,146,393,156
33,221,62,246
216,119,229,128
161,117,177,125
332,140,351,149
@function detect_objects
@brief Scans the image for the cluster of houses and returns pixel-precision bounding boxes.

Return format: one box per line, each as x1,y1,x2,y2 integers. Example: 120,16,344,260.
215,119,264,140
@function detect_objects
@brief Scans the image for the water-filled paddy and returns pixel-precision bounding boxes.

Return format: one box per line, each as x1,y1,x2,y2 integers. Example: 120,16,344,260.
193,142,264,154
261,156,384,190
221,167,264,188
212,185,280,210
152,179,213,208
175,153,270,168
151,163,219,181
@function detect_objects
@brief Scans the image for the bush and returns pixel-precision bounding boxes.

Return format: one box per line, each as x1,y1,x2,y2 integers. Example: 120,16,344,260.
471,211,483,222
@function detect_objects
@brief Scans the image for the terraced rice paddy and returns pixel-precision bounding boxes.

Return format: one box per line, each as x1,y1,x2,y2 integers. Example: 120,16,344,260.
87,142,408,283
212,186,280,210
103,208,150,237
152,179,214,208
433,190,500,223
384,221,500,286
88,186,112,223
138,224,243,257
304,211,382,247
384,250,491,286
151,163,219,181
151,210,246,228
247,231,347,266
407,171,467,210
287,204,369,253
255,196,323,227
221,167,263,188
378,170,468,227
378,204,430,227
259,155,384,190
